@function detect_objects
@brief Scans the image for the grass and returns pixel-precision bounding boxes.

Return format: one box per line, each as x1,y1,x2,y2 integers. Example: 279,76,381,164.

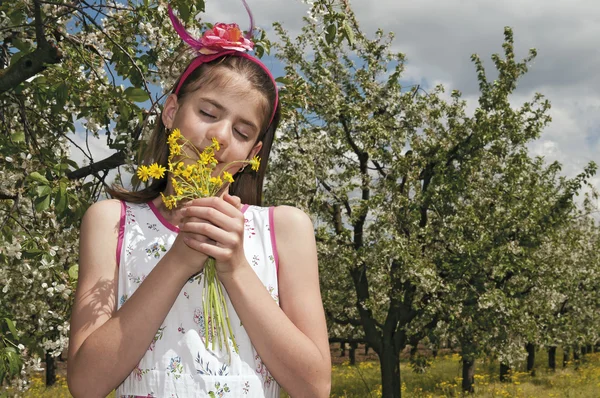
329,351,600,397
5,351,600,397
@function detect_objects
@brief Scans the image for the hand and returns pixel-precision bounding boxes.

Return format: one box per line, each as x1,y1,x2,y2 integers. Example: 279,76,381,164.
178,194,248,276
164,207,213,277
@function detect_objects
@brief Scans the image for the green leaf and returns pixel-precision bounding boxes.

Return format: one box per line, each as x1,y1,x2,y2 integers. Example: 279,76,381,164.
9,51,26,66
4,319,18,338
11,131,25,143
55,182,68,214
178,3,190,21
34,194,50,212
56,83,68,109
342,22,355,47
195,0,205,12
275,77,292,85
36,185,51,197
326,24,336,44
68,265,79,281
29,172,49,184
124,87,150,103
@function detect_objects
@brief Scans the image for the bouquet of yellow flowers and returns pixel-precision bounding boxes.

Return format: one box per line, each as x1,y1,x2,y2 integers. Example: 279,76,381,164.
137,128,260,357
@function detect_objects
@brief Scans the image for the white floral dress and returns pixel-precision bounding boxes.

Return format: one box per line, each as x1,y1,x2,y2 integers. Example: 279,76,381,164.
115,201,280,398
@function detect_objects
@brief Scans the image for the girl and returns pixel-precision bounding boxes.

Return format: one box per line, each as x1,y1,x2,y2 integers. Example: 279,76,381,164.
66,4,331,397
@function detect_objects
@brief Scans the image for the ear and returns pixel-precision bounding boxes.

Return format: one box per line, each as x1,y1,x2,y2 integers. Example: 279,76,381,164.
161,94,179,129
247,141,263,160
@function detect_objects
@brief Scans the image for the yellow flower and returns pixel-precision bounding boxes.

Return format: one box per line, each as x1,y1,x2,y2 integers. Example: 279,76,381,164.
182,165,195,179
168,128,182,144
169,142,181,157
137,165,150,182
172,178,184,196
199,152,212,165
250,155,261,171
148,163,167,179
222,171,234,183
210,176,223,187
161,192,175,209
212,137,221,151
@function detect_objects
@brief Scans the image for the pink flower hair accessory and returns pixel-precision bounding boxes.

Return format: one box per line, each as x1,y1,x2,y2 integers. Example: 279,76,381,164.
167,1,279,127
198,23,254,55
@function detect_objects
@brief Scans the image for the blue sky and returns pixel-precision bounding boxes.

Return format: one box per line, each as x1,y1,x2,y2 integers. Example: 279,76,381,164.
71,0,600,204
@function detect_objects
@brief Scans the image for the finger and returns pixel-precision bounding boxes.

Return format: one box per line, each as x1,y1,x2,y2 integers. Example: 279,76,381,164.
223,193,243,210
179,220,239,247
182,197,240,218
180,232,215,250
192,242,232,261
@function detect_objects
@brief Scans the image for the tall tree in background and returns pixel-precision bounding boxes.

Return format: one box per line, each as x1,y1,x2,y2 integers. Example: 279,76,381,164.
267,1,596,396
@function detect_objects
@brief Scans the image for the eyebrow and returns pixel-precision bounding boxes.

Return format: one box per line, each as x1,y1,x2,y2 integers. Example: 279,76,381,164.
200,97,259,132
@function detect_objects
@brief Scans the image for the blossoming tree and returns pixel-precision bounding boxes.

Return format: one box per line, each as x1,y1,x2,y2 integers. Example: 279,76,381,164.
266,1,597,396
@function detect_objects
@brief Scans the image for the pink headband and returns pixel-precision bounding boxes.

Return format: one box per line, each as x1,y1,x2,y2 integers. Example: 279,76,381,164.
168,4,279,127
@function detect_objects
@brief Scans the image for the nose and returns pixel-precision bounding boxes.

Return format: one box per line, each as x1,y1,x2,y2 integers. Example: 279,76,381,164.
207,119,231,149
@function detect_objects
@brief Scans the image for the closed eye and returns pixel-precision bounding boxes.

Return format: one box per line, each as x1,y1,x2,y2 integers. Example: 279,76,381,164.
200,110,215,118
234,129,249,140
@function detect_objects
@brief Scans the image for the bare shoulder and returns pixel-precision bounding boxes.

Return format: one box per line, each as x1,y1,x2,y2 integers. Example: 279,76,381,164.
272,205,314,237
81,198,122,231
272,205,317,276
78,198,123,281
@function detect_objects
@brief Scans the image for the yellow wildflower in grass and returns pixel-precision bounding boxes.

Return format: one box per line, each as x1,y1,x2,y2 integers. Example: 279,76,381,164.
137,165,150,182
136,129,261,361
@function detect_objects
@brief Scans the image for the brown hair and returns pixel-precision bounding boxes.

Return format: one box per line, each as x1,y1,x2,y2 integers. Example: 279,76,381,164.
107,55,280,206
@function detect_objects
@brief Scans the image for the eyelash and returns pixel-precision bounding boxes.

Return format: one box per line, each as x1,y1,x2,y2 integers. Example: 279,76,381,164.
200,110,249,140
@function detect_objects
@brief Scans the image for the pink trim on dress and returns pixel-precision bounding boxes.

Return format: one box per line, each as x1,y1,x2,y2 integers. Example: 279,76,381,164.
116,201,126,267
268,206,279,275
147,200,180,233
241,204,250,214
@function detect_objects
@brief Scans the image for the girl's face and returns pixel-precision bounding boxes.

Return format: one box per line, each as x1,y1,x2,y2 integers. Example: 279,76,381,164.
162,68,265,176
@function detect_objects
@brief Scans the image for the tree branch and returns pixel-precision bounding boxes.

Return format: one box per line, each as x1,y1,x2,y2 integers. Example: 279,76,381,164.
66,151,126,180
0,0,63,93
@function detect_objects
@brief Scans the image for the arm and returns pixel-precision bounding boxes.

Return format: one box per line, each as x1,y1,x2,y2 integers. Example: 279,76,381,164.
181,197,331,397
67,200,207,398
223,205,331,397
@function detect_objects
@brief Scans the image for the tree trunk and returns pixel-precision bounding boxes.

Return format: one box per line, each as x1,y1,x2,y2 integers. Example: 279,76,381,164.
364,343,369,355
462,358,475,393
563,347,570,368
432,347,438,359
582,345,588,356
573,346,580,360
349,341,357,365
526,343,536,376
573,345,581,368
45,352,56,387
548,346,557,370
587,344,593,354
499,363,511,382
379,341,402,398
340,341,346,357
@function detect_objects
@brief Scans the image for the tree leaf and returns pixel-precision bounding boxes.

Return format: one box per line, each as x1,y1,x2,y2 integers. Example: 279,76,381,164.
34,194,51,212
68,265,79,281
342,22,355,47
11,131,25,143
4,319,18,338
124,87,150,103
29,172,49,184
326,24,336,45
36,185,51,197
